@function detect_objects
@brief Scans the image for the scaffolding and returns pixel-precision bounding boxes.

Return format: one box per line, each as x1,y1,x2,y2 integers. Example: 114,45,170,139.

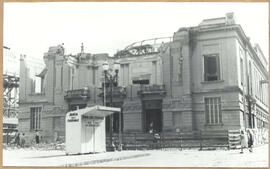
3,74,20,118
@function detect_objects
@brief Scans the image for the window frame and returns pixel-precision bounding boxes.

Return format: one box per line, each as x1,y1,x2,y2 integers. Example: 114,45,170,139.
204,97,222,125
30,106,42,131
203,53,221,82
240,57,244,85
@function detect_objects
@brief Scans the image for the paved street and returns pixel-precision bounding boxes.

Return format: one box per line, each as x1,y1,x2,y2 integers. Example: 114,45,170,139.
89,144,268,167
3,144,268,167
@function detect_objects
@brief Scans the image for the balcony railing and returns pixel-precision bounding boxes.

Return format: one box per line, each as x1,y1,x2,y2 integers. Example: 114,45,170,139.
137,84,166,96
99,86,127,99
64,88,90,100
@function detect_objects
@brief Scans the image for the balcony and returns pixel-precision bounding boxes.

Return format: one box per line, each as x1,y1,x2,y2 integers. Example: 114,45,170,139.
137,84,166,97
64,88,90,101
99,86,127,100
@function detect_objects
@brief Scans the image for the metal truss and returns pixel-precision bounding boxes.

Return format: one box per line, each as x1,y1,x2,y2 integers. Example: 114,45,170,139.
3,74,20,118
114,36,172,58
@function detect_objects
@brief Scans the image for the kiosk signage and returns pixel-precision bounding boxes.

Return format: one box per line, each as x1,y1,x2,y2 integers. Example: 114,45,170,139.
65,105,120,155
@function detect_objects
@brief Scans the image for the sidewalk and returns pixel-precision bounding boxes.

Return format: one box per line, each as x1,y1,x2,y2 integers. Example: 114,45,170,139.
3,148,150,167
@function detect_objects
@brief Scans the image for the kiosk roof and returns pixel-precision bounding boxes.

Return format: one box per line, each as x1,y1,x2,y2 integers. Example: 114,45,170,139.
66,105,120,117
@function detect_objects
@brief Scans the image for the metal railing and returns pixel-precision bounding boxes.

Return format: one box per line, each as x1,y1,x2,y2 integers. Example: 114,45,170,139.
64,88,90,100
99,86,127,99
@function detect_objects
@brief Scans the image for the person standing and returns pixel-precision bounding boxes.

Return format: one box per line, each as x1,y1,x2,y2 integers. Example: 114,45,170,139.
247,129,254,152
240,130,247,153
20,133,26,148
149,121,154,134
153,133,161,149
35,131,40,144
15,132,21,148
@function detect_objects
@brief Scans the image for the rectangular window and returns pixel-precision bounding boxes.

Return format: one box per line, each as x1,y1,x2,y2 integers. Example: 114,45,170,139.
69,68,75,90
251,114,255,128
205,97,222,124
61,66,63,88
35,77,42,93
124,64,129,86
30,107,42,130
152,61,157,84
256,71,259,98
204,54,220,81
92,68,96,85
120,64,124,86
31,79,36,93
249,61,252,94
240,58,244,85
41,77,44,93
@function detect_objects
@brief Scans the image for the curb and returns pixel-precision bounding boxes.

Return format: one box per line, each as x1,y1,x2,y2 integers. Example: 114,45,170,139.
62,153,150,167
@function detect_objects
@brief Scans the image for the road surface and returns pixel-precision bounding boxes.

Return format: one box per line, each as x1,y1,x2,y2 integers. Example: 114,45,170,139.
3,144,268,167
87,144,269,167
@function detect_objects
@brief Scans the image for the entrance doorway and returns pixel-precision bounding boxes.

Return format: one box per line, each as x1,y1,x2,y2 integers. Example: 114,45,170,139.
143,100,163,133
106,110,123,132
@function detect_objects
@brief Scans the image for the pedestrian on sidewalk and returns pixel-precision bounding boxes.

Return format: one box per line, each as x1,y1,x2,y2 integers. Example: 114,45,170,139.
149,121,154,134
20,133,26,148
35,131,40,144
247,129,254,152
153,133,161,149
240,130,247,154
15,132,21,148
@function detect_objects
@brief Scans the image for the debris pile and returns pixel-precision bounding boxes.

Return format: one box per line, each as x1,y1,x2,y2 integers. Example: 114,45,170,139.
3,141,65,151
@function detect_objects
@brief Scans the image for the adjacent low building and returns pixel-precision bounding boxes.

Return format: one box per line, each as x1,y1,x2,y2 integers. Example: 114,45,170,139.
18,13,268,143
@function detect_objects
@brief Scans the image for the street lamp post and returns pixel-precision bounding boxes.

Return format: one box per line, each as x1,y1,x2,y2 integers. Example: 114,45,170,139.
102,61,122,151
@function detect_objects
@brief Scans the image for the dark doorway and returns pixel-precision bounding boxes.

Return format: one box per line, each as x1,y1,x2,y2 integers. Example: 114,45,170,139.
145,109,162,133
143,100,163,133
105,102,123,133
105,111,123,133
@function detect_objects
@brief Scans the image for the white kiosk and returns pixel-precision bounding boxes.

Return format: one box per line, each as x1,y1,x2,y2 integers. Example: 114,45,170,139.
65,105,120,155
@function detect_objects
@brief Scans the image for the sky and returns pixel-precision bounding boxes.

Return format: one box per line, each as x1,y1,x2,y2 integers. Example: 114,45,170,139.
3,2,269,68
